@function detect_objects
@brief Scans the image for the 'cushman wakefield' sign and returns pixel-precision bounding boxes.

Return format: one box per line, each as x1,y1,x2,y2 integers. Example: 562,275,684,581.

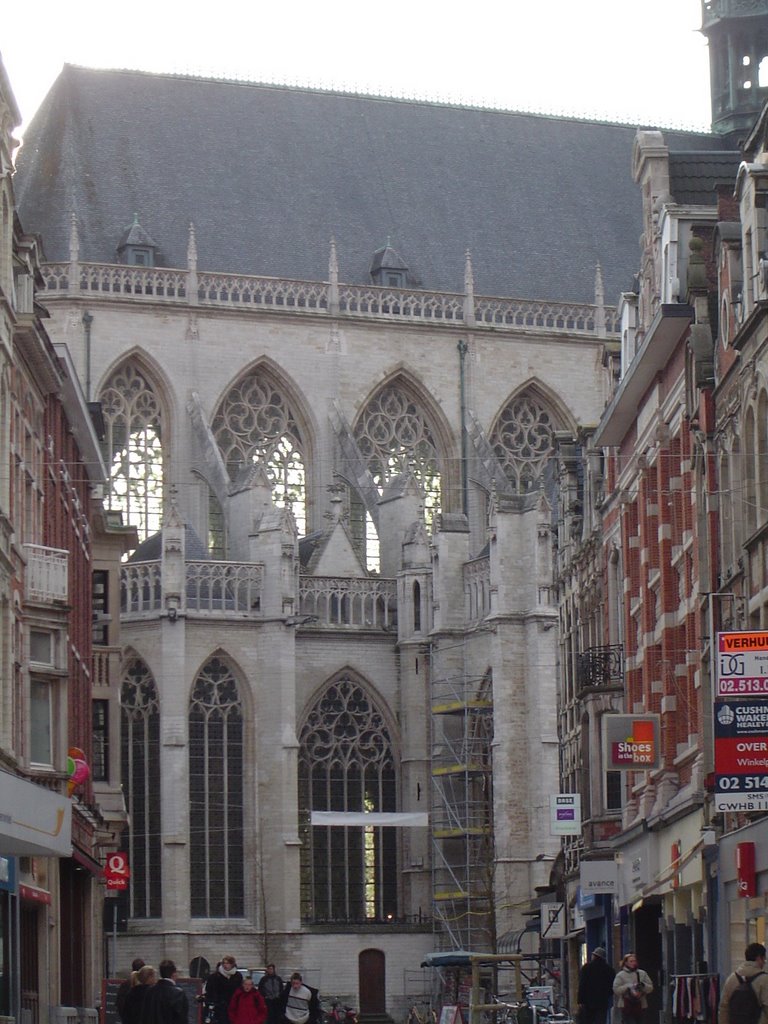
603,714,661,770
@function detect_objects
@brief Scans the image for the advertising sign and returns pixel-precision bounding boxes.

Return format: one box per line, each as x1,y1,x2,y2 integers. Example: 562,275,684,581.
717,631,768,696
603,715,660,770
715,632,768,811
549,794,581,835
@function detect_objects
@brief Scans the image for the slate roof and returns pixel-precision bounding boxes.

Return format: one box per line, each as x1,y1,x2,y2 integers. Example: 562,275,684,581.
668,152,742,205
14,65,733,304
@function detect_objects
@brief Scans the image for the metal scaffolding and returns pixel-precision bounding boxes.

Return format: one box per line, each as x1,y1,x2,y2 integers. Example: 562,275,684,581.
430,652,495,951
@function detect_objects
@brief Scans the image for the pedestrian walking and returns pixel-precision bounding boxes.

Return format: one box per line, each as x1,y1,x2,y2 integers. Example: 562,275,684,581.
229,978,268,1024
577,947,615,1024
719,942,768,1024
280,973,321,1024
123,965,158,1024
117,959,147,1023
205,957,244,1024
613,953,653,1024
258,965,285,1024
143,960,188,1024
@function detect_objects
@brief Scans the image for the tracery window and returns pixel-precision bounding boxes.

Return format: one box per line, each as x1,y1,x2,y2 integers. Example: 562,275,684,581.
100,362,164,541
120,657,162,918
211,371,306,534
299,676,397,923
489,392,556,493
353,382,441,570
189,657,244,917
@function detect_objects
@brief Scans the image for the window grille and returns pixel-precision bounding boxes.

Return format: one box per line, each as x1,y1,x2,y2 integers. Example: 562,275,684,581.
189,657,244,917
120,657,162,917
352,382,441,570
212,371,306,534
299,675,397,922
100,362,164,541
489,392,556,493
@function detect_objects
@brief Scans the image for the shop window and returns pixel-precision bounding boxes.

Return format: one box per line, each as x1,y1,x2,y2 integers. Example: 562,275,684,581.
30,679,53,766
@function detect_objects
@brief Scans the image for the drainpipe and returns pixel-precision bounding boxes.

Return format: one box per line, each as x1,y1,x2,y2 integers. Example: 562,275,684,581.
457,339,468,517
82,310,93,400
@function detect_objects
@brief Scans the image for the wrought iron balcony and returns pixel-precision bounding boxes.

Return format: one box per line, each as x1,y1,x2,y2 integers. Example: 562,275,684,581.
23,544,69,603
576,644,624,693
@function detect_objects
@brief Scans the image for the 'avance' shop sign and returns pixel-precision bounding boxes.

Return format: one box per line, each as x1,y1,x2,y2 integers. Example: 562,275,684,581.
603,715,660,771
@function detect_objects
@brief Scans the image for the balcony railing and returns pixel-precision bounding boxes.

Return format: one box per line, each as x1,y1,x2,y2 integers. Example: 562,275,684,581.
299,576,397,628
576,644,624,692
120,560,264,617
40,261,619,337
185,561,263,614
23,544,69,603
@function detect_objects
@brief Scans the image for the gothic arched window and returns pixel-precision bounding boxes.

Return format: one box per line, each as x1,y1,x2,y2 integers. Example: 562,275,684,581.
353,382,441,569
100,361,164,541
489,392,556,493
299,676,397,923
120,657,161,918
189,657,244,917
211,370,306,534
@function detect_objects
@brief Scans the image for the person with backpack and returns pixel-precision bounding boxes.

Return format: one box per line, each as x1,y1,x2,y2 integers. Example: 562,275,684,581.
613,953,653,1024
719,943,768,1024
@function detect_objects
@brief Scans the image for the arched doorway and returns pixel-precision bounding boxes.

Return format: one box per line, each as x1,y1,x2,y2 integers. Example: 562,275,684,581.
358,949,386,1015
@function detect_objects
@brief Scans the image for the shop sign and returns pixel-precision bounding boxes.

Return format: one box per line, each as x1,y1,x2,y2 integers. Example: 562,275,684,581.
736,842,756,898
603,715,660,770
539,902,565,939
581,859,618,894
103,852,130,890
0,856,15,893
549,794,581,835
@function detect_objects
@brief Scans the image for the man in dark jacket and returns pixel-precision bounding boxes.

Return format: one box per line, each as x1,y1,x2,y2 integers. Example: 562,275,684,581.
578,947,616,1024
258,965,284,1024
142,960,188,1024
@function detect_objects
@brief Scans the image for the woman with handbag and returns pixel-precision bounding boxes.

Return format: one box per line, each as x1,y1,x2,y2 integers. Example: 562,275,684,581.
613,953,654,1024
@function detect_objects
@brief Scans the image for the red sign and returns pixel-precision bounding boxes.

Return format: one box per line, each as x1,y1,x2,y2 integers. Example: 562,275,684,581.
103,852,130,890
737,842,756,898
611,720,656,766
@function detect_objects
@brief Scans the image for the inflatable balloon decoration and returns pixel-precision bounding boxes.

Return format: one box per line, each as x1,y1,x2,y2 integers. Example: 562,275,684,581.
67,747,90,796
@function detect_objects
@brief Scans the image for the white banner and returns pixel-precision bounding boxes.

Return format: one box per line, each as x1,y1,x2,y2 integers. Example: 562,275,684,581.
310,811,429,826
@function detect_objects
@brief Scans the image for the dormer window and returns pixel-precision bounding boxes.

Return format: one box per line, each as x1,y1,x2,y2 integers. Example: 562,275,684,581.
370,238,409,288
117,214,158,267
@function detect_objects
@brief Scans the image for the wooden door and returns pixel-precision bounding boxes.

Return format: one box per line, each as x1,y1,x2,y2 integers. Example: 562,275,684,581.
358,948,386,1015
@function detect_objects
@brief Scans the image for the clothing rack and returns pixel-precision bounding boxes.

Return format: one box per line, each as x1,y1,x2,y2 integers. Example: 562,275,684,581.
670,975,719,1023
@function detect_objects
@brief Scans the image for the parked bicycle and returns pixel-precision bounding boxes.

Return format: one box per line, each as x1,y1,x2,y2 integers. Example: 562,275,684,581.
406,1003,437,1024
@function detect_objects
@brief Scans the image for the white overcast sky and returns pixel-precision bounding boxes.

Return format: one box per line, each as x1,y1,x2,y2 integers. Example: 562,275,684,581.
4,0,712,137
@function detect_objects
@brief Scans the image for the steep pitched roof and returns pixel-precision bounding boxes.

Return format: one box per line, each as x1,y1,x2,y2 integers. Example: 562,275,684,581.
14,65,729,304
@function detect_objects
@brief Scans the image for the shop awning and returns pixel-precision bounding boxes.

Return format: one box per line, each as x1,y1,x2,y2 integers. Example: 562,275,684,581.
421,951,477,968
0,771,72,857
497,919,541,954
640,838,704,898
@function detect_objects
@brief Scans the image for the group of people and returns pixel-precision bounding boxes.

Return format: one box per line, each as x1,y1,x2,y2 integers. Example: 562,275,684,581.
577,948,653,1024
578,941,768,1024
116,960,190,1024
116,958,321,1024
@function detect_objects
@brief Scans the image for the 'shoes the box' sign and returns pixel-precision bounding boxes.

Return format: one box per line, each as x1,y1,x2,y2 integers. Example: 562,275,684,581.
604,714,660,770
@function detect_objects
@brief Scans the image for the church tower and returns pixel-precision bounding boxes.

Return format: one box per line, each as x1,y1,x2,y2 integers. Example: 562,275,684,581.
701,0,768,141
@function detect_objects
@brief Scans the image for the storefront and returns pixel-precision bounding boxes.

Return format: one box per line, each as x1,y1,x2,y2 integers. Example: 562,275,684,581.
717,818,768,977
0,771,72,1024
